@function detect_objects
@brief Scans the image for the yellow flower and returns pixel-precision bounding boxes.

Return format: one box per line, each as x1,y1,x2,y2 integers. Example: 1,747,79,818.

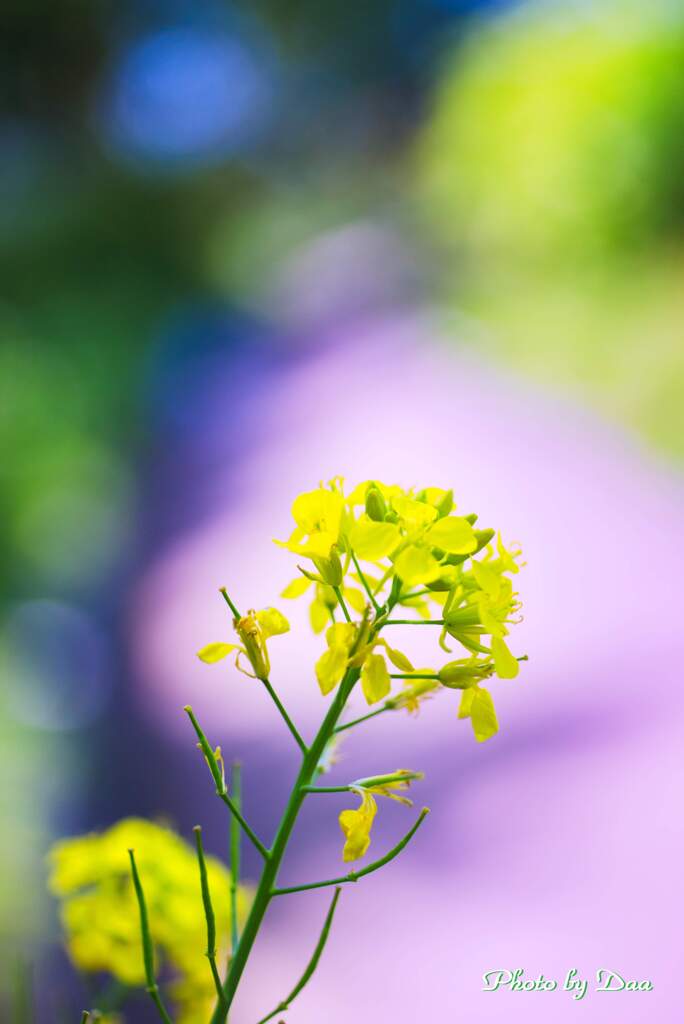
275,486,345,583
338,771,423,861
339,788,377,861
458,685,499,742
48,819,252,1024
197,606,289,679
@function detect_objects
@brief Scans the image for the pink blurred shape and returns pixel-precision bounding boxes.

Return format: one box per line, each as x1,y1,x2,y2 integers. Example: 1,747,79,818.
130,313,684,1022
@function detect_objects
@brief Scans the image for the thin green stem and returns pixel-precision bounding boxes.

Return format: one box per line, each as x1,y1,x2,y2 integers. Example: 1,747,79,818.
219,587,241,619
350,551,380,612
383,618,445,626
259,677,307,754
193,827,227,1014
301,785,349,794
334,705,392,734
229,762,241,957
397,588,434,602
302,771,423,795
184,706,269,860
389,672,439,680
209,667,362,1024
80,1014,90,1024
127,850,174,1024
255,888,342,1024
333,586,352,623
272,808,430,896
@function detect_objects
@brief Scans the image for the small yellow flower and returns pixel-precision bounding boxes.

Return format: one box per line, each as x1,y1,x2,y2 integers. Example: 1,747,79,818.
48,819,251,1024
338,771,423,861
339,789,377,862
197,607,289,679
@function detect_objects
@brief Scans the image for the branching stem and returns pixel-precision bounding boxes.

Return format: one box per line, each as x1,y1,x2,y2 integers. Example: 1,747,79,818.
272,809,430,896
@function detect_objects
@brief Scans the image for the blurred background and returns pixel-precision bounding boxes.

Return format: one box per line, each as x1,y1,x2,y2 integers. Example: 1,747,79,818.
1,0,683,1020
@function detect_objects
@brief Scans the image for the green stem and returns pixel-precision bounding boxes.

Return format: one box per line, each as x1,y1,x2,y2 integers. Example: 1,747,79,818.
333,586,352,623
334,705,392,733
397,588,432,602
272,808,430,896
383,619,445,626
259,677,307,754
219,587,241,619
350,551,380,612
127,850,174,1024
80,1014,90,1024
209,667,361,1024
184,706,269,859
302,771,423,795
389,672,439,680
229,762,241,957
255,888,342,1024
193,827,227,1014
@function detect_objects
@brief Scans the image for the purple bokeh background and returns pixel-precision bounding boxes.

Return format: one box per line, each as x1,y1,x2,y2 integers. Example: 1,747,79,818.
128,316,684,1021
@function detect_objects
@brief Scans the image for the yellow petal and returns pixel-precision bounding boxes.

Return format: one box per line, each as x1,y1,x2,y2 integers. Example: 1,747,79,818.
348,516,401,560
197,642,238,664
392,495,438,528
338,790,377,861
280,577,312,599
425,516,477,554
256,607,290,638
291,488,343,535
394,545,440,586
470,686,499,741
381,642,414,672
491,636,519,679
326,622,356,649
315,644,349,695
361,653,391,705
472,559,502,598
458,687,475,719
310,599,331,634
344,587,367,613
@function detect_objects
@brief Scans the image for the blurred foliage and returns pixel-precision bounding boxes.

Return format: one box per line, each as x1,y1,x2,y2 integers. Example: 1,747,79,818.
418,0,684,456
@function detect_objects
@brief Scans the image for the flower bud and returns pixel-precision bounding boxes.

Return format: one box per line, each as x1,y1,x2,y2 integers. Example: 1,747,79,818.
312,545,343,587
365,485,387,522
436,489,454,517
438,660,493,688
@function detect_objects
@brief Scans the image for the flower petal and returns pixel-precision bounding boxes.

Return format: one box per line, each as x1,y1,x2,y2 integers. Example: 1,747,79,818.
394,545,440,586
315,644,349,695
491,636,519,679
426,516,477,555
469,686,499,741
349,516,401,560
280,577,312,599
197,643,238,664
361,653,391,705
256,607,290,638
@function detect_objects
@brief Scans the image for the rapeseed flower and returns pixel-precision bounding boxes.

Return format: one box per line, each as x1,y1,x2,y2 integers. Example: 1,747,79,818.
48,819,251,1024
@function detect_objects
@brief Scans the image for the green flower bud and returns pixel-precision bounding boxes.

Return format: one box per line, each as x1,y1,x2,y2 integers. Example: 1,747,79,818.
313,545,343,587
365,485,387,522
444,528,495,565
443,604,482,627
436,489,454,517
438,660,493,688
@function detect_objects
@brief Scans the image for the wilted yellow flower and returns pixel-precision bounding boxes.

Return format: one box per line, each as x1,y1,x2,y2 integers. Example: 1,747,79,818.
49,819,252,1024
338,771,422,861
339,789,377,861
197,606,289,678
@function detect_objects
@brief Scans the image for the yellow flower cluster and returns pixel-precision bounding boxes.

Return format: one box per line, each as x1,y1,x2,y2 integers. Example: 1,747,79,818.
48,819,250,1024
277,478,525,744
